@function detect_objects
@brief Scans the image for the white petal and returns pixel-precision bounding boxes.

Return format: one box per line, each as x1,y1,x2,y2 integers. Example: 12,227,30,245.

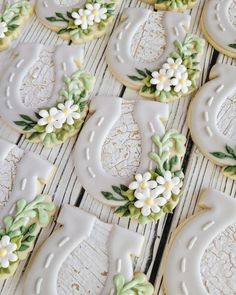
171,78,178,86
6,243,17,252
151,204,161,213
172,177,180,185
75,19,82,26
182,86,189,94
46,124,54,133
72,112,81,120
71,11,80,19
151,71,159,78
81,23,88,30
65,100,73,108
1,236,10,247
70,104,79,112
53,121,63,129
135,174,142,182
143,172,151,182
154,197,167,206
148,180,157,189
174,84,182,93
135,192,146,200
164,171,172,181
172,186,180,195
150,78,158,85
134,200,144,209
67,116,74,125
85,3,93,10
129,181,139,190
39,109,49,118
163,190,172,200
141,206,151,217
151,186,165,198
94,3,100,9
1,258,9,268
37,118,48,126
49,107,58,116
156,176,165,185
57,103,65,110
7,253,17,262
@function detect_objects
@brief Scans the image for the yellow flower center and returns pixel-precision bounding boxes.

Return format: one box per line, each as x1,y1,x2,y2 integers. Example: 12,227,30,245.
47,116,55,124
179,79,186,85
140,182,148,189
81,15,87,22
93,9,99,16
171,64,178,70
0,248,7,257
63,108,70,115
159,75,167,82
144,198,154,206
164,181,173,191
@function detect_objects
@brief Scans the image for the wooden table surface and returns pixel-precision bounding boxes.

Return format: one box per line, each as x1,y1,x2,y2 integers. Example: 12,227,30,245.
0,0,236,294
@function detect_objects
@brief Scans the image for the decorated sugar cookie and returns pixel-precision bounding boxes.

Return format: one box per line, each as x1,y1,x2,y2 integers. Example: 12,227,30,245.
164,189,236,295
106,8,205,102
0,139,55,279
142,0,197,12
0,43,95,147
0,0,33,51
35,0,120,44
74,96,186,224
188,64,236,180
23,205,154,295
201,0,236,58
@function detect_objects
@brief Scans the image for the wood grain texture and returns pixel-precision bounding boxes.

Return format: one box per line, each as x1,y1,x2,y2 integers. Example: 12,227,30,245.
0,0,235,294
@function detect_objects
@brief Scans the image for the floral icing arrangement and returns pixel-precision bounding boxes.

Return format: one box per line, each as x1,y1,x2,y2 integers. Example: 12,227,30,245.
211,145,236,179
102,130,186,224
148,0,197,11
0,0,33,51
128,34,205,102
0,195,55,279
113,273,154,295
46,0,118,43
14,70,95,147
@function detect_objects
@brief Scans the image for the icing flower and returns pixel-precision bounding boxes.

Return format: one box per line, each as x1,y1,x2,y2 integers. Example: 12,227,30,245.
38,107,65,134
85,3,108,23
163,58,187,77
71,9,94,29
0,22,8,39
0,236,17,268
171,72,192,94
154,171,182,200
129,172,157,196
134,189,167,217
57,100,81,125
150,69,172,92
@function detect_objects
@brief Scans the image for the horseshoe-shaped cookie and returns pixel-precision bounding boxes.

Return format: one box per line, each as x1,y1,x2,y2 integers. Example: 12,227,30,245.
74,96,186,224
164,189,236,295
0,138,55,279
188,64,236,180
0,43,95,147
0,0,33,51
201,0,236,58
106,8,205,102
23,205,154,295
36,0,120,44
141,0,197,12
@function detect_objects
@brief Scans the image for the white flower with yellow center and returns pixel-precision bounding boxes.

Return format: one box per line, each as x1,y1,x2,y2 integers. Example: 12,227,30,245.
85,3,108,23
150,69,172,92
58,100,81,125
0,22,8,39
129,172,157,197
71,9,94,29
0,236,17,268
134,189,167,217
153,171,182,200
38,107,65,134
163,58,187,77
171,72,192,94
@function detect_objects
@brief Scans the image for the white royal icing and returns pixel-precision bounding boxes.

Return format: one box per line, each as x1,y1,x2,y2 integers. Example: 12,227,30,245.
202,0,236,57
73,95,169,207
164,189,236,295
188,64,236,171
0,138,54,227
23,205,145,295
106,8,190,90
0,43,84,132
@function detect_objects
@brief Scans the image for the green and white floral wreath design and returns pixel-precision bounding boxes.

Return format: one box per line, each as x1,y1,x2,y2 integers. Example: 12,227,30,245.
14,70,95,147
113,273,154,295
0,0,31,45
155,0,197,9
129,34,205,102
102,130,186,224
0,195,55,278
46,0,116,41
211,145,236,179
